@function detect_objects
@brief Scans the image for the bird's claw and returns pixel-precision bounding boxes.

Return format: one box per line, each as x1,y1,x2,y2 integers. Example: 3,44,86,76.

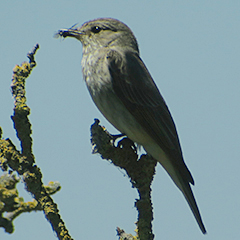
117,137,137,153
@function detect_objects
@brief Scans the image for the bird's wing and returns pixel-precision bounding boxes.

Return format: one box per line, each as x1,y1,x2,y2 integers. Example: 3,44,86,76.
107,50,206,234
107,50,193,184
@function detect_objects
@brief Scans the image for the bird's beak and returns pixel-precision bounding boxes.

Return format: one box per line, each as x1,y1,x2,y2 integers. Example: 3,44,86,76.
54,25,83,40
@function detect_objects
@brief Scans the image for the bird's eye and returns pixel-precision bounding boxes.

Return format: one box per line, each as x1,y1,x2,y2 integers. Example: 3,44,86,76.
91,26,102,33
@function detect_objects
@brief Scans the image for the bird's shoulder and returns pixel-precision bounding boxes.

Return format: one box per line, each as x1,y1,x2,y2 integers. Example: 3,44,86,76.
106,48,164,107
106,47,140,69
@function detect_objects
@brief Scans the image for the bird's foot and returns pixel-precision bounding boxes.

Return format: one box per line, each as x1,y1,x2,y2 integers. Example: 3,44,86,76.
111,133,125,141
117,137,137,153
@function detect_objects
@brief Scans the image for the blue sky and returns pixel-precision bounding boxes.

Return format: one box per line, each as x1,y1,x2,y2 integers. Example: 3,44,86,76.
1,1,240,239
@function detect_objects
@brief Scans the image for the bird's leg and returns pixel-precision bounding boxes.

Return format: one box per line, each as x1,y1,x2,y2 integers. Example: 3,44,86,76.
116,136,138,153
111,133,125,141
111,133,137,152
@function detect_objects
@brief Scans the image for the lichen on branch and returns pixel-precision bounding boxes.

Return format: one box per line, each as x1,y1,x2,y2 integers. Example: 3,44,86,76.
91,119,157,240
0,44,73,240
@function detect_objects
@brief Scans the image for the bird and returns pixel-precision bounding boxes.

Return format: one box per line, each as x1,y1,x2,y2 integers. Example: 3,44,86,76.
55,17,206,234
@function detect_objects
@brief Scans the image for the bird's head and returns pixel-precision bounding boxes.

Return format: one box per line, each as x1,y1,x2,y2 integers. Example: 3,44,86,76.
55,18,139,54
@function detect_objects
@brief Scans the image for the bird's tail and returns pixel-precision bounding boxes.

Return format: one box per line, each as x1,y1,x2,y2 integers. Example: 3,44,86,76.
178,177,207,234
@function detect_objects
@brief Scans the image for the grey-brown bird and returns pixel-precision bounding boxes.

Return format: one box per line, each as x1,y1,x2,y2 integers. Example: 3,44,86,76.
55,18,206,234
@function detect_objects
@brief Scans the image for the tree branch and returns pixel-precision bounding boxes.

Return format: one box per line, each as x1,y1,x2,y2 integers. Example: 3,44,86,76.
91,119,157,240
0,44,73,240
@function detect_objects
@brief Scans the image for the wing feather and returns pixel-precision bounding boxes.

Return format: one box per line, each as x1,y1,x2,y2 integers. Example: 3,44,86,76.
107,50,193,184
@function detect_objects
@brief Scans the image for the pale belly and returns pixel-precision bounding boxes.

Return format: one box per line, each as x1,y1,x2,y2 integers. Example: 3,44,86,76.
91,87,151,145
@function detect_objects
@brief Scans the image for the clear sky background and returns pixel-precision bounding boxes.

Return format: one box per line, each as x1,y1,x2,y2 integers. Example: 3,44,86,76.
1,1,240,239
